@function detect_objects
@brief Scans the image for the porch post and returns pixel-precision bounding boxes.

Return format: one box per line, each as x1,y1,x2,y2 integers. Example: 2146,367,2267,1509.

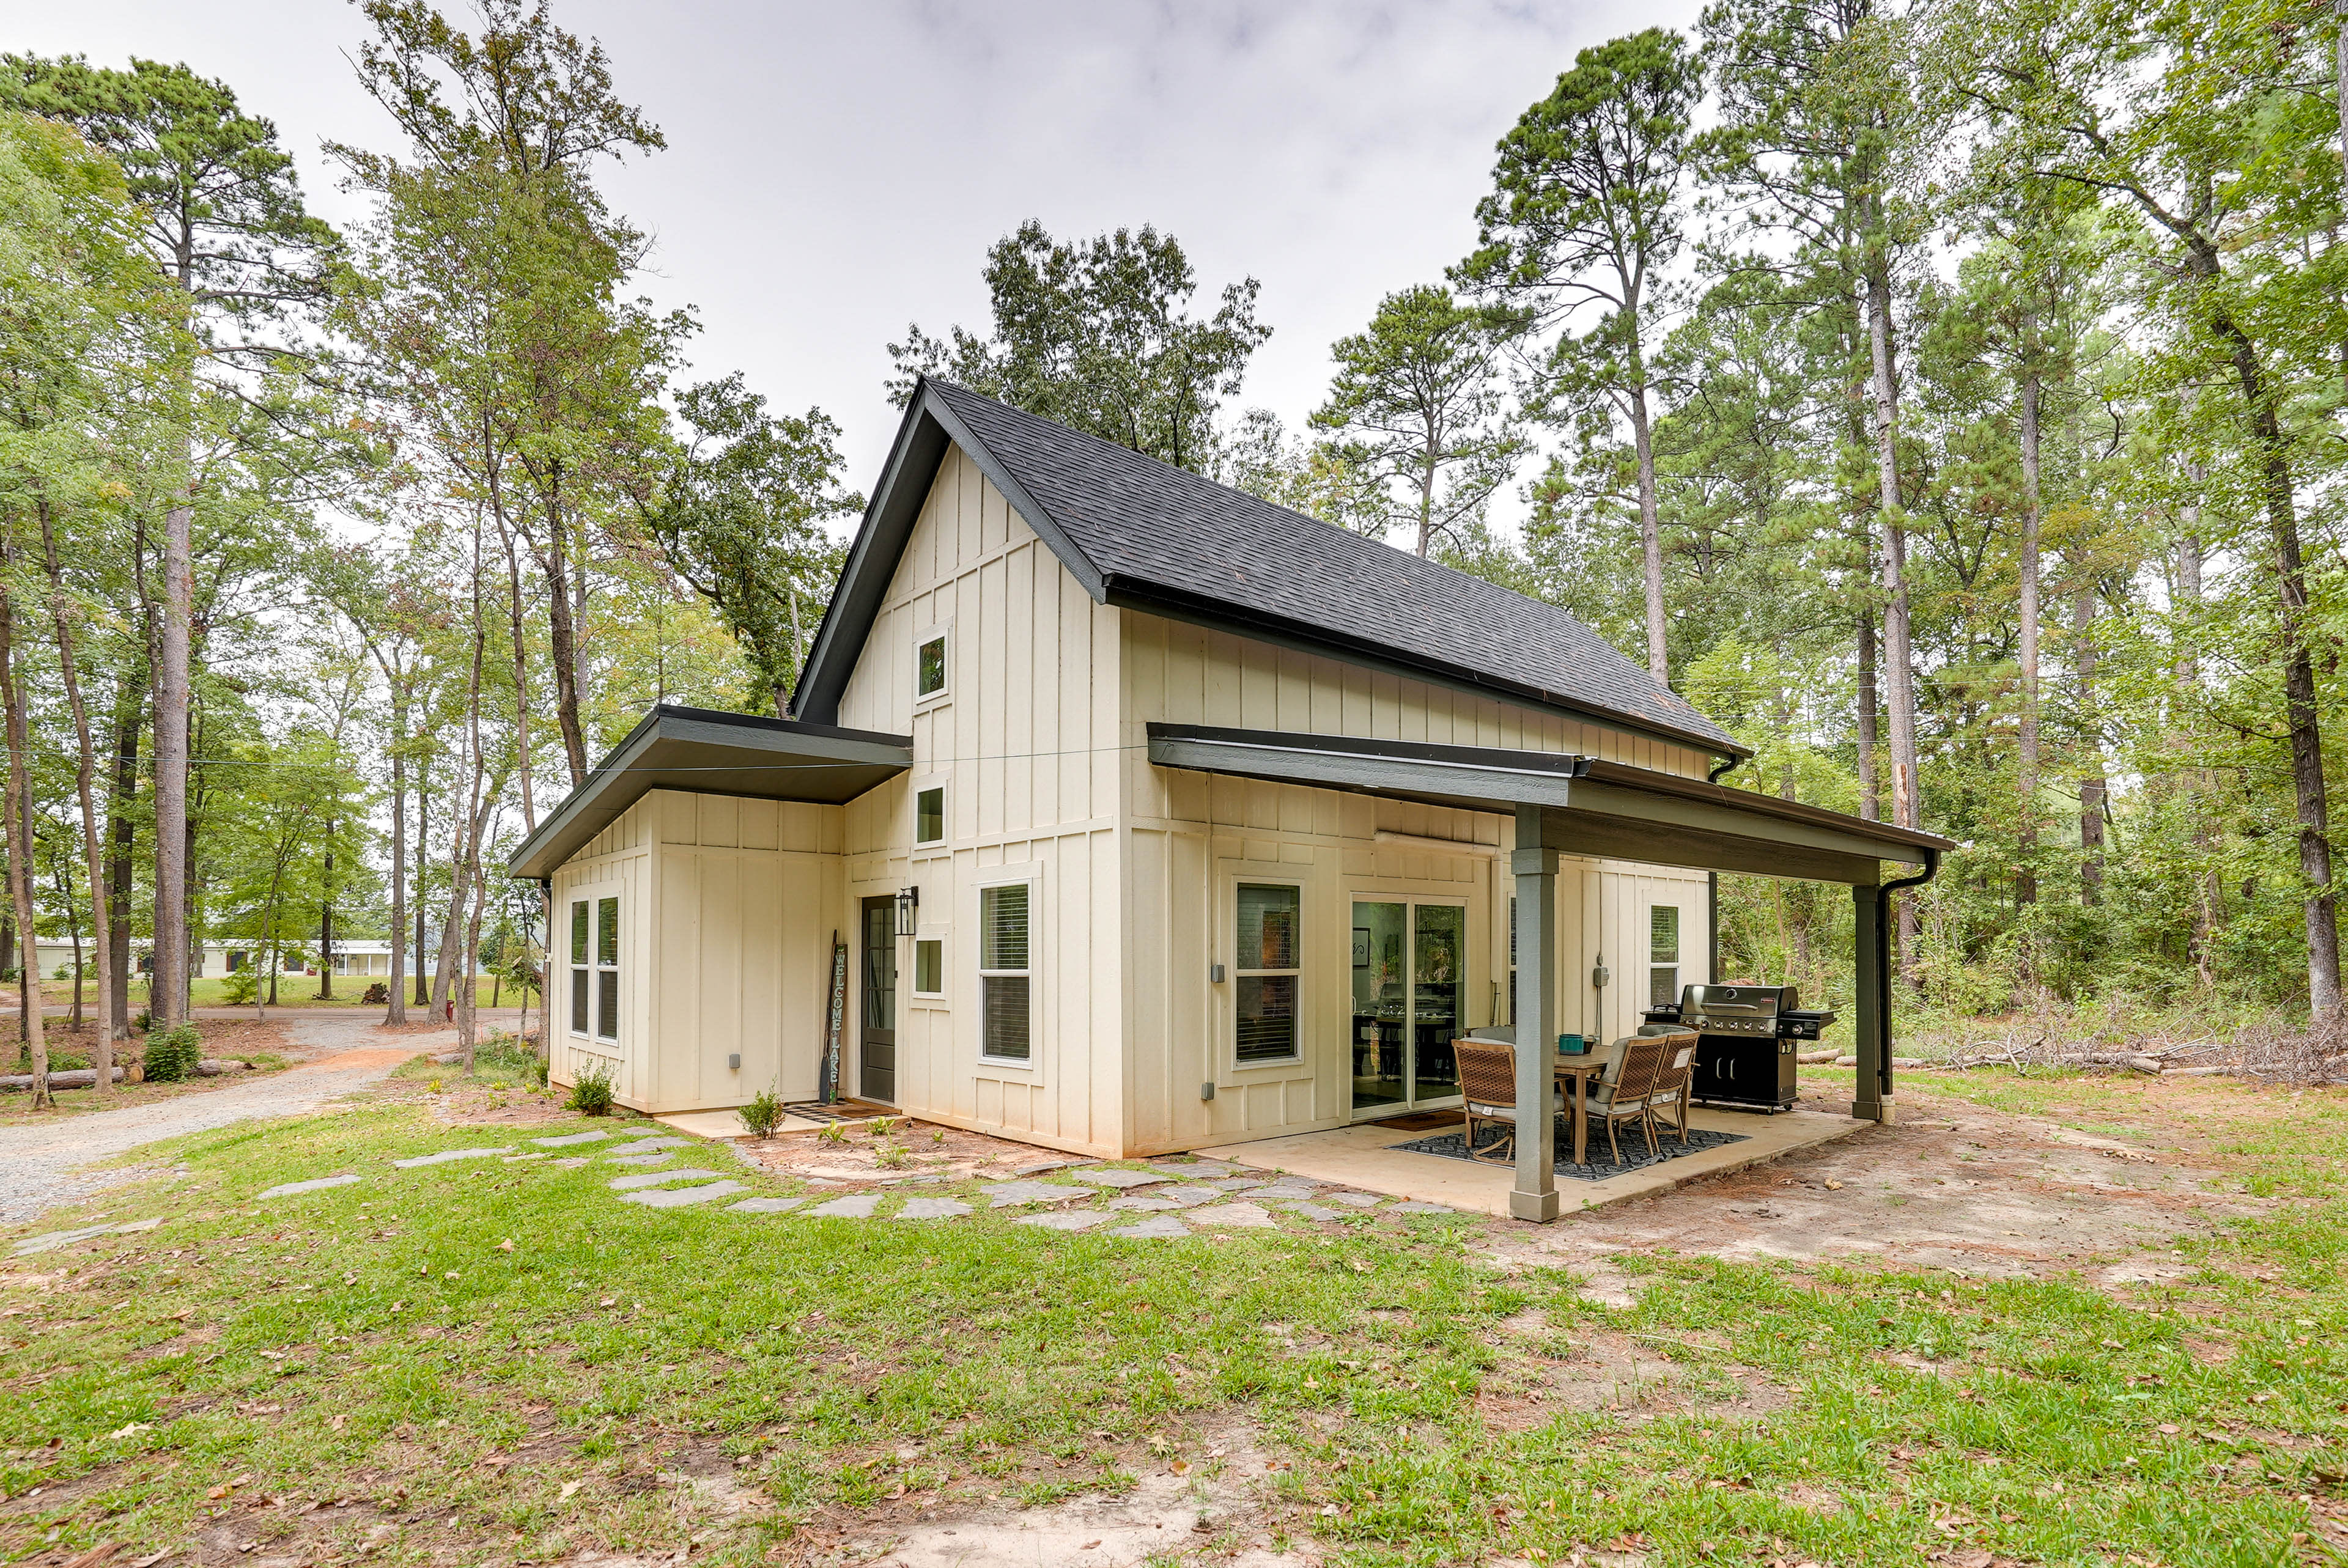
1850,880,1894,1124
1510,805,1560,1221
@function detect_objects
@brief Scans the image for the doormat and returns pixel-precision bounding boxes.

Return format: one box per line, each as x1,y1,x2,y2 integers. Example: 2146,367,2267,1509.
1368,1111,1461,1133
780,1101,888,1125
1390,1119,1749,1181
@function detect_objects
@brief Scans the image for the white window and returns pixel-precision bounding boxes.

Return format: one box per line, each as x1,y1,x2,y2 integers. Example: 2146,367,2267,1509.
912,933,945,999
978,880,1032,1062
1649,905,1680,1008
570,893,621,1041
915,628,948,701
915,783,945,846
1235,882,1302,1064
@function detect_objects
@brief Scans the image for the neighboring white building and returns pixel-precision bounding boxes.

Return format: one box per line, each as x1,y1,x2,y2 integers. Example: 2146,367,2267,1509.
30,937,481,983
508,381,1947,1187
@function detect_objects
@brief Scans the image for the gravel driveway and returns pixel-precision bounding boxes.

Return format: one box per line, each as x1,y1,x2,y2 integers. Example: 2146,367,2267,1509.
0,1014,450,1225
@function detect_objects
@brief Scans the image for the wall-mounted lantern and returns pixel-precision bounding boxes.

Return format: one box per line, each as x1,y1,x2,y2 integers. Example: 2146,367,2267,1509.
895,885,920,938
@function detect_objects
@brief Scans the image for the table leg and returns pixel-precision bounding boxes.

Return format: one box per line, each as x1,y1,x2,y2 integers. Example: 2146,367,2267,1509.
1573,1073,1587,1166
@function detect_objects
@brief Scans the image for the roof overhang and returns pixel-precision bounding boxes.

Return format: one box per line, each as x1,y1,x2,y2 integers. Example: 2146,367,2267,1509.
507,705,913,880
1146,723,1952,884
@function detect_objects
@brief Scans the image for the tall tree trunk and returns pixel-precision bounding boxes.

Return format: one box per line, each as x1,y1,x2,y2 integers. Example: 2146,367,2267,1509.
2177,507,2220,988
40,502,113,1093
152,490,191,1033
1867,261,1922,977
2073,575,2105,907
1629,378,1667,680
317,823,336,1001
2218,317,2341,1014
0,586,51,1107
1856,611,1880,822
415,770,432,1008
106,686,138,1039
2015,318,2042,913
385,679,408,1025
500,521,537,834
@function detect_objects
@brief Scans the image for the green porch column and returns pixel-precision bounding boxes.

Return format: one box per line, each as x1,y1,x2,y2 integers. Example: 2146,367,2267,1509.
1510,805,1560,1221
1850,880,1895,1124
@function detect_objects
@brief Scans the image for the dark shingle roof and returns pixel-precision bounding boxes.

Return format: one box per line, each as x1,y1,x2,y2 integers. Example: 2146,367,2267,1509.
925,381,1739,755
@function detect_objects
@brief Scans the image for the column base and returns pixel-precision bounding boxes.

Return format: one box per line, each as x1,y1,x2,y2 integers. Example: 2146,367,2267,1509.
1850,1096,1897,1125
1508,1188,1561,1223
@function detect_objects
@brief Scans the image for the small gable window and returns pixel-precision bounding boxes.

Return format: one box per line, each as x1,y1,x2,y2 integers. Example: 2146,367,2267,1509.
917,633,947,699
916,785,945,846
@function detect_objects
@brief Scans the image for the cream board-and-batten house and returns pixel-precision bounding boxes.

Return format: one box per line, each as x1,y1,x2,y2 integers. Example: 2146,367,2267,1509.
508,378,1949,1220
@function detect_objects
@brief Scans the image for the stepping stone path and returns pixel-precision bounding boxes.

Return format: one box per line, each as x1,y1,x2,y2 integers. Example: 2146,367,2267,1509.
1067,1168,1168,1190
503,1153,550,1163
1018,1210,1107,1232
259,1174,361,1200
803,1195,882,1219
894,1198,973,1220
979,1180,1087,1207
610,1168,724,1191
1148,1159,1238,1179
393,1147,513,1169
1282,1202,1353,1221
533,1130,613,1147
1390,1201,1456,1215
1157,1186,1231,1208
729,1196,808,1213
1108,1194,1186,1212
620,1180,745,1209
604,1137,687,1157
552,1157,591,1168
1189,1202,1276,1229
13,1217,161,1256
607,1152,680,1167
1107,1215,1191,1239
1323,1191,1384,1208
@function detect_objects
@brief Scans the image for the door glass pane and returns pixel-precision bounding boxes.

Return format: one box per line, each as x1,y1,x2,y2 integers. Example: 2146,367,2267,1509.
1351,902,1407,1110
863,903,894,1028
1412,905,1464,1100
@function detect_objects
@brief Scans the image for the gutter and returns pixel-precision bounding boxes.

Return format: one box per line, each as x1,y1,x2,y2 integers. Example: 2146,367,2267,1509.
1705,754,1738,984
1867,847,1943,1110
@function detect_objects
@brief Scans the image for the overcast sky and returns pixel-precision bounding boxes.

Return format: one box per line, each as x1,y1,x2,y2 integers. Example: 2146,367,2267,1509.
20,0,1692,498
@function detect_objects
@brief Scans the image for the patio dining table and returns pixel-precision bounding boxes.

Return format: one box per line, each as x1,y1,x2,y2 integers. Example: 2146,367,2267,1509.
1553,1051,1608,1168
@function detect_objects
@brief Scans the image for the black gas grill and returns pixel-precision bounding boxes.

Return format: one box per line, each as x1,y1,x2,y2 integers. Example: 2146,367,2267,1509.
1642,984,1836,1113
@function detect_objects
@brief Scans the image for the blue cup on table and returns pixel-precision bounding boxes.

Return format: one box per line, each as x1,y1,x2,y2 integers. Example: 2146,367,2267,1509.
1556,1033,1588,1056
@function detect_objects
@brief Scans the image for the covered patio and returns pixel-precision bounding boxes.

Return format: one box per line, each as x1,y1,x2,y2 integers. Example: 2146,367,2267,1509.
1148,723,1957,1223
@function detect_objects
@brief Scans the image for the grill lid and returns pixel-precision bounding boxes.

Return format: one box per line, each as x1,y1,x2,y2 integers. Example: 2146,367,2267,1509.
1679,983,1797,1018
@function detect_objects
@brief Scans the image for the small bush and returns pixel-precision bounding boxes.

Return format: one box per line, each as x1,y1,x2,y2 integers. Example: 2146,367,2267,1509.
360,981,388,1005
221,970,259,1006
566,1062,616,1116
739,1088,785,1138
144,1023,203,1083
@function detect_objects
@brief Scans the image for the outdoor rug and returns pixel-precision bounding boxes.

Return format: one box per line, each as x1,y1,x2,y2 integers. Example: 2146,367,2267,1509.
1390,1119,1749,1180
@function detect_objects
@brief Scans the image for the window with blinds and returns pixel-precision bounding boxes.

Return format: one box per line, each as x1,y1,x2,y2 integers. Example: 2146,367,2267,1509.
1235,882,1301,1063
569,900,589,1036
978,882,1030,1061
1649,905,1680,1008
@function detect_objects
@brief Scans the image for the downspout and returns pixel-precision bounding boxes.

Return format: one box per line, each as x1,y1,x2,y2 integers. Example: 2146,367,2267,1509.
1867,847,1941,1111
1705,755,1740,985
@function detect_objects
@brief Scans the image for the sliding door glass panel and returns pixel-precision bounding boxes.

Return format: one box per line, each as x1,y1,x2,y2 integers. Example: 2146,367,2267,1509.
1411,904,1464,1102
1351,902,1408,1110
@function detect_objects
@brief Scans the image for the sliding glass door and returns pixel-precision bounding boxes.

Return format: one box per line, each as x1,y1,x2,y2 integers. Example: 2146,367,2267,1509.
1349,899,1465,1117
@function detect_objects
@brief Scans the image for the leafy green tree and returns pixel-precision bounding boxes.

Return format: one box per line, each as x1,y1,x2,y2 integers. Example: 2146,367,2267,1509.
644,375,860,714
888,220,1270,473
1,53,336,1035
1462,28,1702,676
1309,285,1526,558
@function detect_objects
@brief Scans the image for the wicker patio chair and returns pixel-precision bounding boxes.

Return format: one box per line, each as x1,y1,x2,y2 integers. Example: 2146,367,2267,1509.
1454,1037,1524,1163
1581,1032,1677,1165
1641,1028,1700,1147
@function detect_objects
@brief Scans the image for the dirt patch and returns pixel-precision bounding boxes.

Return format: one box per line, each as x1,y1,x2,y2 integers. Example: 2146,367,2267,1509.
1480,1332,1796,1430
1488,1076,2279,1288
738,1119,1093,1188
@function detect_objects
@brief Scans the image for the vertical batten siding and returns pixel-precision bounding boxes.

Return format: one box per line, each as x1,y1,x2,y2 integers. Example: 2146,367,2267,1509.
545,797,656,1110
1121,610,1711,1155
836,446,1124,1154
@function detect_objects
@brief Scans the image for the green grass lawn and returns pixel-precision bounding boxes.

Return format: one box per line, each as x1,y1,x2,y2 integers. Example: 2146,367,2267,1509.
0,1068,2339,1565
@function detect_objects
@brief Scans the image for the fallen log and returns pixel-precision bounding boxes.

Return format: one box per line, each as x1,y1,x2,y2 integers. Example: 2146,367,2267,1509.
0,1058,251,1092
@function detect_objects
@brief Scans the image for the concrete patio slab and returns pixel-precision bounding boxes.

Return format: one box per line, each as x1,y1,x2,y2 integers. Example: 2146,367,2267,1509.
1200,1106,1867,1220
653,1110,751,1139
